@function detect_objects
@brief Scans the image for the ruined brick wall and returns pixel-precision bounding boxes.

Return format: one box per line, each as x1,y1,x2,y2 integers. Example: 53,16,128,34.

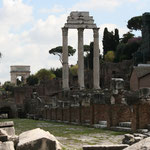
138,103,150,129
14,86,33,105
139,74,150,89
101,60,133,89
130,70,139,91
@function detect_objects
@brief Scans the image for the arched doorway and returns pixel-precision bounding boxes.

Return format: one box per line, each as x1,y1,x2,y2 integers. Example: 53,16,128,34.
0,107,13,118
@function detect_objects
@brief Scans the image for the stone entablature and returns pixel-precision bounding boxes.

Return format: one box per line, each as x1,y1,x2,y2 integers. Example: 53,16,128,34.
65,11,97,29
10,65,30,85
10,66,30,72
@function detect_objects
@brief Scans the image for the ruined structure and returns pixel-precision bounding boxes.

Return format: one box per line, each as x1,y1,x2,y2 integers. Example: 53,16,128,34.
141,13,150,63
130,64,150,91
62,11,100,90
10,66,30,85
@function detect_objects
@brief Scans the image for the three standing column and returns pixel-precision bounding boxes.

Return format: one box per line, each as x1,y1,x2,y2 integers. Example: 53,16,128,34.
62,27,69,90
78,28,85,90
93,28,100,89
62,27,100,90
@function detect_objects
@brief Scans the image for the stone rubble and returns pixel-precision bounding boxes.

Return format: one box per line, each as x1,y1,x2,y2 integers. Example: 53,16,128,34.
0,121,62,150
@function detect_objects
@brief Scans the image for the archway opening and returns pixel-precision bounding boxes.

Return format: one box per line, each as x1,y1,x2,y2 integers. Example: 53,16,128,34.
16,76,24,86
0,107,13,118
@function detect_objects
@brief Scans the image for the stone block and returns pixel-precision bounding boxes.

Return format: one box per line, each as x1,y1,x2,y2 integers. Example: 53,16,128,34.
124,137,150,150
1,127,15,136
0,121,14,127
16,128,62,150
111,78,124,90
0,141,15,150
83,144,128,150
139,87,150,98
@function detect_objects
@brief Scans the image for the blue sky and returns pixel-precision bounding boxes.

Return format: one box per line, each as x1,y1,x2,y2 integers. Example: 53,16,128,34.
0,0,149,84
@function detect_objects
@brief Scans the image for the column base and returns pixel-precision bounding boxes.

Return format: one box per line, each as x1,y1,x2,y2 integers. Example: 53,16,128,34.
63,87,70,91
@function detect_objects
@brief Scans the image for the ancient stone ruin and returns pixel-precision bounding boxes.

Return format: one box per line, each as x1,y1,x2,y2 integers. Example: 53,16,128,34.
62,11,100,90
0,121,62,150
10,66,30,85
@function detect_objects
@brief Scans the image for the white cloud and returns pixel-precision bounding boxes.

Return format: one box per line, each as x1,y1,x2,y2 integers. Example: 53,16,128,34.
72,0,120,11
0,0,33,31
40,5,65,14
72,0,139,11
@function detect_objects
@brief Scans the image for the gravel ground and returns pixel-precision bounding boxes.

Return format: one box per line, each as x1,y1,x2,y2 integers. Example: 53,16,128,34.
57,133,124,150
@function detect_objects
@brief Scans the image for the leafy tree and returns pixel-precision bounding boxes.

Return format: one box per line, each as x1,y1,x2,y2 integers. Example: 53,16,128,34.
2,81,15,94
84,42,94,70
115,37,141,62
127,16,142,31
26,75,39,86
120,32,134,43
102,27,119,55
49,46,76,64
105,51,115,62
114,29,119,50
70,65,78,76
52,68,62,78
35,69,56,82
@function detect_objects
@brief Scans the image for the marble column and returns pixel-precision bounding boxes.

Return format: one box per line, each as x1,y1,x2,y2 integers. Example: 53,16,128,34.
93,28,100,89
62,27,69,90
78,28,85,90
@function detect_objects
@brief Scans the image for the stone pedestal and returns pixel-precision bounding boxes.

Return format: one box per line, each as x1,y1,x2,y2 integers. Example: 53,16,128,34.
78,28,85,90
62,27,69,90
93,28,100,89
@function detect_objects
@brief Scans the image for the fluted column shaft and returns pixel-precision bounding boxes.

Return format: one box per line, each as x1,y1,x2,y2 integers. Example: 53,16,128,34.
78,28,85,90
62,27,69,90
93,28,100,89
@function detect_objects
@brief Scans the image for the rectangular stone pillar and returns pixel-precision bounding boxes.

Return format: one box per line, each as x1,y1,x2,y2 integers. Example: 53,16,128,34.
93,28,100,89
62,27,69,90
78,28,85,90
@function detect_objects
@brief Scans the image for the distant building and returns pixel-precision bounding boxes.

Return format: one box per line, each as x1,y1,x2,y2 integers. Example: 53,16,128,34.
130,64,150,91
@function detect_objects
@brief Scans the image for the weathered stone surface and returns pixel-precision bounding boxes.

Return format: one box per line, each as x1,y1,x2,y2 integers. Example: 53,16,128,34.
124,137,150,150
0,121,14,127
0,121,15,137
64,11,97,29
0,127,15,137
17,128,62,150
0,141,15,150
83,144,128,150
139,87,150,98
122,134,135,145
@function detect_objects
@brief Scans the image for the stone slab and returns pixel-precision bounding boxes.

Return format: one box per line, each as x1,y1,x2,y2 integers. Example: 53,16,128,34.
124,137,150,150
17,128,61,150
83,144,128,150
1,127,15,136
0,121,14,128
0,141,15,150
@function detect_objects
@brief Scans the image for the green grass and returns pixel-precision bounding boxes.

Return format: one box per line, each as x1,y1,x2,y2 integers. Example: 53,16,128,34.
0,119,126,150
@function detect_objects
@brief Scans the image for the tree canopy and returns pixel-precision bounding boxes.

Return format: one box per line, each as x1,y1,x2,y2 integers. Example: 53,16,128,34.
102,27,119,55
49,46,76,64
35,68,56,82
26,75,39,86
120,32,135,43
127,16,142,31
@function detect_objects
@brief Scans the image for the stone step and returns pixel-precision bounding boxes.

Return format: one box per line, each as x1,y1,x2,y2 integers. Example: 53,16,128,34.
111,126,132,132
99,121,107,125
93,124,107,129
119,122,131,128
